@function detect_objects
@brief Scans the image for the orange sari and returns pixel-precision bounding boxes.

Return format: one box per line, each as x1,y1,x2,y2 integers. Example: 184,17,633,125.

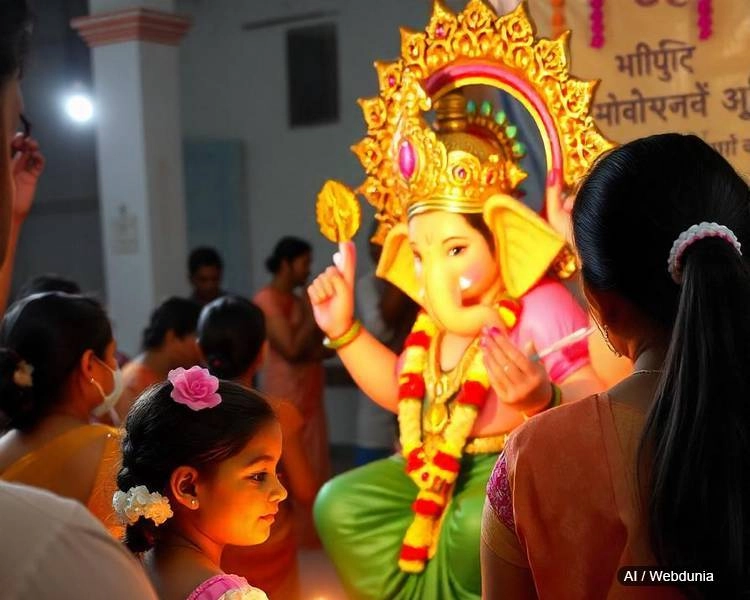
0,424,123,538
483,395,684,599
253,286,329,547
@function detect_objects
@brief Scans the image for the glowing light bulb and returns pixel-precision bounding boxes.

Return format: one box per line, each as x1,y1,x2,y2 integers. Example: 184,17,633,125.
64,93,94,123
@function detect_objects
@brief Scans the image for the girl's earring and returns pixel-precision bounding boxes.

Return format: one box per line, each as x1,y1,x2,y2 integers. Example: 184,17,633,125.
190,498,198,508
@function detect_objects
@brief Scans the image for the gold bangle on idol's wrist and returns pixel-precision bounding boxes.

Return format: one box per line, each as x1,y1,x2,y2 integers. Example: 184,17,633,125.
323,320,362,350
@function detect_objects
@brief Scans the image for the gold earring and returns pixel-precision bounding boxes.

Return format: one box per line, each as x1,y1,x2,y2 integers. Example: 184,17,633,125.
190,498,198,508
602,324,622,358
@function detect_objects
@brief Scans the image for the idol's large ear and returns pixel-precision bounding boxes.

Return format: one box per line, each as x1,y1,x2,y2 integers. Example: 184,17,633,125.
375,222,422,305
484,193,566,298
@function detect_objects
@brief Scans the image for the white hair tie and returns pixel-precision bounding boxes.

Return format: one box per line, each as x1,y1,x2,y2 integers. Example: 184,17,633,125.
667,222,742,284
112,485,173,526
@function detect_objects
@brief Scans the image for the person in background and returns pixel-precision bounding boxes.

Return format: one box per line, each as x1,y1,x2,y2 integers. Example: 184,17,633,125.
17,272,80,297
0,0,44,316
188,246,226,307
254,236,330,547
482,134,750,598
0,292,123,537
198,295,320,600
112,297,201,423
15,273,132,367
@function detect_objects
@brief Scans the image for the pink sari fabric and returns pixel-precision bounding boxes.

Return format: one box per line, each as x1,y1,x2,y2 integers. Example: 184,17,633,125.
508,278,589,382
186,574,267,600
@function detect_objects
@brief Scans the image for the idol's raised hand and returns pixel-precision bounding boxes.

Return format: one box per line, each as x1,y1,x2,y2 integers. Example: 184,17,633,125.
307,241,357,339
480,326,552,415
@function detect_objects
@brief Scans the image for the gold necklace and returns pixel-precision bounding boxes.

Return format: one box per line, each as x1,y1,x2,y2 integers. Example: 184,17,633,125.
423,332,481,434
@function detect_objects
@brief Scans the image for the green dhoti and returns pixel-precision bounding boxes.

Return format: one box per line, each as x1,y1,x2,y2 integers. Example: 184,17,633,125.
314,453,498,600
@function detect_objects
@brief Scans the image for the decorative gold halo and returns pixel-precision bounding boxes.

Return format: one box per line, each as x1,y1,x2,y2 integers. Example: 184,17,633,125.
351,0,615,244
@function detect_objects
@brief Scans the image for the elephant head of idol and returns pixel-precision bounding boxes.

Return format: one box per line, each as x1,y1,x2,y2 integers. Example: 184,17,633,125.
349,0,614,337
374,91,572,336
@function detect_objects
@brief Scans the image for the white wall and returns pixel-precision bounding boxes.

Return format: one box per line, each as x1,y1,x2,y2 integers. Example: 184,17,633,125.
177,0,438,291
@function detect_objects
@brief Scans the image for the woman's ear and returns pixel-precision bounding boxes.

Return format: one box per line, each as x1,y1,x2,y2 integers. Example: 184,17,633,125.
169,466,201,510
79,348,97,383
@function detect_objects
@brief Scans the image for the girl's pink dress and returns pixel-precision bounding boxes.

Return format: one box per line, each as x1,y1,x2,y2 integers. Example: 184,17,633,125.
186,574,268,600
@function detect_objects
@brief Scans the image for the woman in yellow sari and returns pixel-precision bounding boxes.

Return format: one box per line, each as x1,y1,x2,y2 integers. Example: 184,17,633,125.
0,292,125,537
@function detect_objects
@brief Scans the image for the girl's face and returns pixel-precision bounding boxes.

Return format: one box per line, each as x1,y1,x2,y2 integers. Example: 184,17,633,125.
195,420,287,547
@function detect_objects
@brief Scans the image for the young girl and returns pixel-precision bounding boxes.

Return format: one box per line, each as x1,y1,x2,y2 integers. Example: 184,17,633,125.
198,295,320,599
115,366,287,600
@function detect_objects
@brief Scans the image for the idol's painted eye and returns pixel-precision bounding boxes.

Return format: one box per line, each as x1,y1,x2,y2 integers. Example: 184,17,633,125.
448,245,466,257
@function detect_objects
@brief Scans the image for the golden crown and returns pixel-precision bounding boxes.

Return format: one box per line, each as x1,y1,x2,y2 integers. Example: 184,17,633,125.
350,0,614,244
388,88,527,219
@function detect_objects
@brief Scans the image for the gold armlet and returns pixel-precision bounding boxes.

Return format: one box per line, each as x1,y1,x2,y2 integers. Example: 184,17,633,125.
323,320,363,350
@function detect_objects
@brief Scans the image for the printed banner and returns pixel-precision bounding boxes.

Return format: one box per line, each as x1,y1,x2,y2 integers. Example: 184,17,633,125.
496,0,750,176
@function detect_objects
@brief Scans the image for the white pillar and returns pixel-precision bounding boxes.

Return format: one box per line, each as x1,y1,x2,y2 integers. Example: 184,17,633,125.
71,3,190,356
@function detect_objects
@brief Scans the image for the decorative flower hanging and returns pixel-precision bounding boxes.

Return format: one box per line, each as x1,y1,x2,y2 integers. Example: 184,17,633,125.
697,0,713,40
589,0,604,49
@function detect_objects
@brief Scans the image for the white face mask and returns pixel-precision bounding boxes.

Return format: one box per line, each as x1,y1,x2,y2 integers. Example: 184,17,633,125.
90,357,125,418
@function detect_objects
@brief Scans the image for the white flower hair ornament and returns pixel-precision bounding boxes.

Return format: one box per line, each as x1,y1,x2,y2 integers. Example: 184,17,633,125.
667,221,742,284
113,485,174,526
13,360,33,388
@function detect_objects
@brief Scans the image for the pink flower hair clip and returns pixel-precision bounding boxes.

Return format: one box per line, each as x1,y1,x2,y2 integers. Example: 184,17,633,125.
168,366,222,411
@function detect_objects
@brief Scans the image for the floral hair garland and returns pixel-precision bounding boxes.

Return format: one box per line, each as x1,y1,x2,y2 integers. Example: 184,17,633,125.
113,485,173,526
13,360,33,388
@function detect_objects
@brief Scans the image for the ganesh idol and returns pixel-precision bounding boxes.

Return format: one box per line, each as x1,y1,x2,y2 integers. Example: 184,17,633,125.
307,1,614,598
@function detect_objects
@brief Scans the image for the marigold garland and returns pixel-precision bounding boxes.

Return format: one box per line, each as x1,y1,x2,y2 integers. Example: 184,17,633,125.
396,304,519,573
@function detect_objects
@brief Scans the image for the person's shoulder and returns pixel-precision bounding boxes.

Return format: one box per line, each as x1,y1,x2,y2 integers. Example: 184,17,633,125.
266,397,303,434
252,286,273,301
0,480,81,523
509,394,604,456
188,574,267,600
64,424,120,478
